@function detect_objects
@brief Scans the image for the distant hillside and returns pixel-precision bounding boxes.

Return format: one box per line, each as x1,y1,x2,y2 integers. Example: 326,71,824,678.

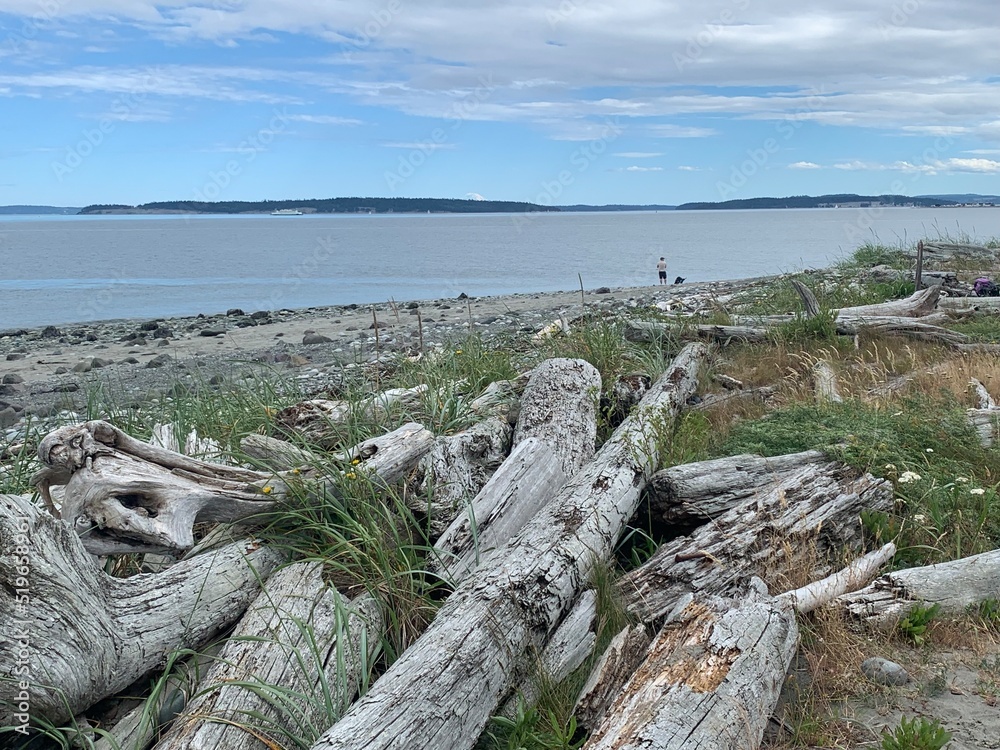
676,194,959,211
79,197,558,215
917,194,1000,204
0,205,80,215
558,204,676,212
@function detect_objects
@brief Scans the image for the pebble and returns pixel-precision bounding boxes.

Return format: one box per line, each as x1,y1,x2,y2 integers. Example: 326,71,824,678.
861,657,911,686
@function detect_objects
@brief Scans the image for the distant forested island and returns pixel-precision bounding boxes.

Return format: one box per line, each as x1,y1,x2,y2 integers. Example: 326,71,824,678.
0,205,80,215
78,197,558,215
676,194,964,210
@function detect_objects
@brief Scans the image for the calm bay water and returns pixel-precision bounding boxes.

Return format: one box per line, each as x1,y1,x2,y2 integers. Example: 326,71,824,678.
2,207,1000,329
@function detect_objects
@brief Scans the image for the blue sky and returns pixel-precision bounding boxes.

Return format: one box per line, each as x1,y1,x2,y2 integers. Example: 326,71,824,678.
1,0,999,207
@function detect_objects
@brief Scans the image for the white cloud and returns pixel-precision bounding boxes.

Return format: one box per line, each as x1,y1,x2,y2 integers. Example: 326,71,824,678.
614,152,663,158
466,192,486,200
618,166,664,172
831,158,1000,175
677,165,701,171
286,114,363,126
789,161,822,169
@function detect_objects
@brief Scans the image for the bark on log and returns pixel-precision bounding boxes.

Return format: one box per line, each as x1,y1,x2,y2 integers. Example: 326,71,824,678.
154,563,381,750
0,493,282,725
838,548,1000,624
813,361,843,403
274,386,428,448
431,437,568,582
307,342,709,750
574,625,652,732
790,279,821,318
971,378,997,409
416,416,512,536
513,358,600,477
620,462,893,624
583,581,798,750
644,450,826,524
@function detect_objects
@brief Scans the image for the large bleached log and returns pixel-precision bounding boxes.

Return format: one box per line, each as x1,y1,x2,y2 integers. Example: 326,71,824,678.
584,581,798,750
513,358,600,477
644,450,825,524
838,548,1000,624
274,386,428,448
835,316,969,346
308,342,709,750
154,563,381,750
416,416,513,536
240,433,325,471
0,493,282,726
431,438,568,582
967,408,1000,447
834,285,942,320
778,543,896,614
621,462,893,624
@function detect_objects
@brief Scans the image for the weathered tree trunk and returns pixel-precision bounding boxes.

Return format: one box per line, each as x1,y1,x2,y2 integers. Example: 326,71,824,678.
274,386,428,448
838,548,1000,624
416,416,513,536
970,378,997,409
644,450,826,524
835,316,969,346
0,493,282,726
813,360,843,403
240,433,324,471
307,343,708,750
790,279,821,318
834,285,942,319
154,563,381,750
967,408,1000,447
778,543,897,614
584,581,798,750
431,437,568,582
620,462,893,624
513,358,600,477
690,385,776,412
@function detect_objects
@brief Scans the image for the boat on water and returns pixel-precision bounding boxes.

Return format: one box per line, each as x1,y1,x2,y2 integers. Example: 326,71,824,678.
270,208,303,216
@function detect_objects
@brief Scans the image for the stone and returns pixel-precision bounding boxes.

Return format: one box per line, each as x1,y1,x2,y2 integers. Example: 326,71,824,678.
250,310,271,320
72,360,93,373
594,286,612,294
152,326,173,339
40,325,61,338
1,374,24,385
139,321,159,331
457,292,469,300
54,367,68,374
289,354,310,366
235,318,258,328
861,657,910,686
0,407,17,428
146,354,172,369
406,301,419,309
200,328,226,337
209,374,226,385
158,339,170,347
303,333,333,345
5,354,25,361
52,383,79,393
226,308,246,316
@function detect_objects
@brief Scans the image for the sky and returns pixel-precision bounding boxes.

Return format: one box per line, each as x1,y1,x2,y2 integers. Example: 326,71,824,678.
1,0,999,207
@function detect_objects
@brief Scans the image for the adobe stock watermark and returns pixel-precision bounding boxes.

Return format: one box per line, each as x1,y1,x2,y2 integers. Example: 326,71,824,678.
510,116,625,232
546,0,594,28
263,234,338,311
879,0,921,39
2,0,64,57
9,513,33,736
193,108,291,202
384,73,497,191
51,67,167,182
716,87,829,199
341,0,402,62
673,0,750,70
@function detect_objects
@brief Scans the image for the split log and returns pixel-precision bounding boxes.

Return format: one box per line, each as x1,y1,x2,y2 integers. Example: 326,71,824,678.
790,279,821,318
812,360,843,403
620,461,893,624
938,296,1000,311
644,450,826,524
416,416,512,536
308,342,709,750
838,548,1000,624
431,438,568,582
834,285,942,319
513,358,601,477
154,563,381,750
583,580,798,750
0,493,282,725
274,386,428,448
574,625,652,731
835,316,969,346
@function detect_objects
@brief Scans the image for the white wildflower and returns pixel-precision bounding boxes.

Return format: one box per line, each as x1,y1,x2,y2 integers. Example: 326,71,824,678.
925,448,934,453
956,476,970,483
970,488,986,495
913,514,927,523
898,471,922,484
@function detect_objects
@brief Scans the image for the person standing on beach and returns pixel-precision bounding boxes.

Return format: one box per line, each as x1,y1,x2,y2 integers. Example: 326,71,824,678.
656,257,667,285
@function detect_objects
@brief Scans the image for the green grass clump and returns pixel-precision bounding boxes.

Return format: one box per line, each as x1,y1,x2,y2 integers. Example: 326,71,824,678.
945,315,1000,343
898,602,941,645
880,715,952,750
838,241,911,271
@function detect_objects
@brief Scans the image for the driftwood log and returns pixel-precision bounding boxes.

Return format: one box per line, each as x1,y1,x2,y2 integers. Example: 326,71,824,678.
626,319,769,345
574,624,653,731
644,450,826,524
307,342,709,750
812,360,844,403
838,548,1000,624
0,493,282,725
621,461,893,624
416,415,512,535
583,580,798,750
154,563,381,750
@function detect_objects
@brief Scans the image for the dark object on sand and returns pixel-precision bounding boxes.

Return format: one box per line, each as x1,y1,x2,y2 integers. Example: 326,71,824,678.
673,276,686,285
